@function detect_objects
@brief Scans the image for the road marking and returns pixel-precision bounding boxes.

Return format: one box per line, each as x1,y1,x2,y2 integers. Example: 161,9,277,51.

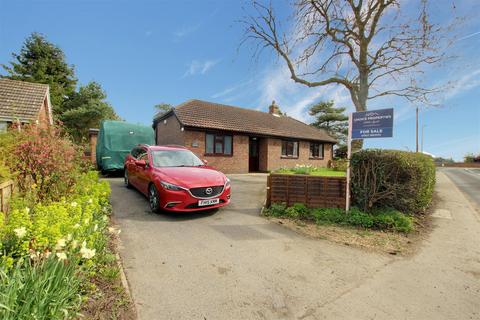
464,168,480,176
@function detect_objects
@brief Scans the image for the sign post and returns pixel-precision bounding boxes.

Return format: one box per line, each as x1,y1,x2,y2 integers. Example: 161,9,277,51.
345,108,394,212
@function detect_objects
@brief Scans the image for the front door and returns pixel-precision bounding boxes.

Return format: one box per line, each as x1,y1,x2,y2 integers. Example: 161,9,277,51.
249,137,259,172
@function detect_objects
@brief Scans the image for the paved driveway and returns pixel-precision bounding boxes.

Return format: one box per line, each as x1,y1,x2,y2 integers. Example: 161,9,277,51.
108,173,479,320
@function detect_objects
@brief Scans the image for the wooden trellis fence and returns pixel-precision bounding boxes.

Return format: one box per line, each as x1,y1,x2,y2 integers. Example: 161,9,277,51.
267,174,346,208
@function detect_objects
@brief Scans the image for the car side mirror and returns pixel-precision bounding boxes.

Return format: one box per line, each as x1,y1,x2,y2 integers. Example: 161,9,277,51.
135,159,147,167
202,159,208,165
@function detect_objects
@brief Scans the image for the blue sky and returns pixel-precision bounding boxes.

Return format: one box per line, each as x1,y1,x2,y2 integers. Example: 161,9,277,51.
0,0,478,160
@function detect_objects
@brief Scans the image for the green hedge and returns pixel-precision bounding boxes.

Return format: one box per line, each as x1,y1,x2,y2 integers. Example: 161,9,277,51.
351,149,435,214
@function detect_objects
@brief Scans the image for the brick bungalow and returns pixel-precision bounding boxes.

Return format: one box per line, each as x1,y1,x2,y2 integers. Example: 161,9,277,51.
153,99,336,173
0,78,53,131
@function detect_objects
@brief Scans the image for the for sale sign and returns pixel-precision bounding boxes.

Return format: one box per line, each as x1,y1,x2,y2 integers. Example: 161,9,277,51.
351,108,394,139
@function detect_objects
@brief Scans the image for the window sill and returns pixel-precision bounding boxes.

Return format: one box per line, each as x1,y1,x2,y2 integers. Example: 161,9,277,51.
309,157,324,160
280,156,299,159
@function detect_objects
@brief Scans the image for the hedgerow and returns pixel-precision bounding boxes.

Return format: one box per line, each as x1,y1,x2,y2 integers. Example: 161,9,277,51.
351,149,435,214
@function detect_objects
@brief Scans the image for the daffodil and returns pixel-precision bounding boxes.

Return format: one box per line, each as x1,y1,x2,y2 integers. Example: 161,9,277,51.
55,238,66,250
56,252,67,261
80,242,96,259
13,227,27,239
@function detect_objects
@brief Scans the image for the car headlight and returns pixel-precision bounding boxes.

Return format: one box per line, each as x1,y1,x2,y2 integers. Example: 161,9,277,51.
160,181,184,191
225,177,231,187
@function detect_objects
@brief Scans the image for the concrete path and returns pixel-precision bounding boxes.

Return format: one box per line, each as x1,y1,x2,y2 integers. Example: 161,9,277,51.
108,172,480,320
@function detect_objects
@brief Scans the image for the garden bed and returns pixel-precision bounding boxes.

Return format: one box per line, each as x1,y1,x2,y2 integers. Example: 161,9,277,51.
262,203,429,255
0,126,135,319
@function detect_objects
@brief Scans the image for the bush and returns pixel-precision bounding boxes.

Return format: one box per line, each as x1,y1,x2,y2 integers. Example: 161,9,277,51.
12,126,83,203
285,203,310,219
331,159,348,172
263,203,287,217
351,149,435,214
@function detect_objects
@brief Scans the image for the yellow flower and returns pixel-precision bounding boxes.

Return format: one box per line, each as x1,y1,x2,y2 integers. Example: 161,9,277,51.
55,238,66,250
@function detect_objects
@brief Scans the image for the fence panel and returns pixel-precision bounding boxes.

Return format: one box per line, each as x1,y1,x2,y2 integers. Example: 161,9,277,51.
0,180,14,214
268,174,345,209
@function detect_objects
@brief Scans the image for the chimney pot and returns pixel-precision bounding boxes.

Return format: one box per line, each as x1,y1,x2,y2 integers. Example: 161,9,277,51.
269,100,282,115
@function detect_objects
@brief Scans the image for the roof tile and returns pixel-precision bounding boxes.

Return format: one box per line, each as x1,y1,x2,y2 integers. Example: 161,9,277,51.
0,78,48,122
158,99,336,143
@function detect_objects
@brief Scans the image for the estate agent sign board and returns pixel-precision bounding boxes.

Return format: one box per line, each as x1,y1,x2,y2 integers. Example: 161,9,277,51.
346,108,394,211
351,108,394,139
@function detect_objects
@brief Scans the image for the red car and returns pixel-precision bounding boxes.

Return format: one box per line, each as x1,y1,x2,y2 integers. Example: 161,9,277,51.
124,144,231,213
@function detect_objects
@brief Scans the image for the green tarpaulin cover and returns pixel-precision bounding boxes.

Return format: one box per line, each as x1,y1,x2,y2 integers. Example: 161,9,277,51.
96,120,155,171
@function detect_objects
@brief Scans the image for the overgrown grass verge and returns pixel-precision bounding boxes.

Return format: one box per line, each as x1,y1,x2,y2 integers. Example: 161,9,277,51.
264,203,413,233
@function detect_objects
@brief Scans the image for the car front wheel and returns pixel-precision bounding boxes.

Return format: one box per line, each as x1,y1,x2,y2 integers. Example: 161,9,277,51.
124,169,131,188
149,184,161,213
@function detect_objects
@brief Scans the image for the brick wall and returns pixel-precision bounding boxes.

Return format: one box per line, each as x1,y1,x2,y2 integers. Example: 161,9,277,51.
266,138,332,171
36,97,50,128
156,115,185,145
184,130,249,173
154,120,334,173
89,129,99,165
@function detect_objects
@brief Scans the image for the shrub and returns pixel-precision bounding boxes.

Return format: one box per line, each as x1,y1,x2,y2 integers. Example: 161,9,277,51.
263,203,287,217
0,162,11,183
12,126,83,203
331,159,348,172
0,257,81,319
372,208,413,233
285,203,310,219
351,149,435,214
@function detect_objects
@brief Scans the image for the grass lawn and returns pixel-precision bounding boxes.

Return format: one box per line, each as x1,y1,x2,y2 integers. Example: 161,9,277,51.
274,167,346,177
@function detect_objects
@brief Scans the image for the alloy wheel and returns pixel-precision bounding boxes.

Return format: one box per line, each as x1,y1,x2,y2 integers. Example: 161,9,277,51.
149,185,160,213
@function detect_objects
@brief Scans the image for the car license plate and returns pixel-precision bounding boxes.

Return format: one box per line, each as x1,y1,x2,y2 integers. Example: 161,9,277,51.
198,198,220,206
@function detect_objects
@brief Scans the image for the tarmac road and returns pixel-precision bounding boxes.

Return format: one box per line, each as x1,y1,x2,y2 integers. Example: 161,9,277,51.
440,167,480,209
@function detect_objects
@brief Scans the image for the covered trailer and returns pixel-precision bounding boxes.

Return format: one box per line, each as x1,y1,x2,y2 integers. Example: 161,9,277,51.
96,120,154,172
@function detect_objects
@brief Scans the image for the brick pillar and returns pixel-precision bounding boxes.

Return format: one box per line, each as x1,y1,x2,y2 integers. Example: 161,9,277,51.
89,128,99,165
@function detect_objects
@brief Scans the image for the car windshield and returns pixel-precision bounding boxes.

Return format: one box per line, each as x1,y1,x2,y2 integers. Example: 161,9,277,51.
151,150,204,167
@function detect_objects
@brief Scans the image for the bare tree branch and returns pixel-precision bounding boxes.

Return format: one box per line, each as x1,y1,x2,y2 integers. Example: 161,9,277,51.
241,0,455,119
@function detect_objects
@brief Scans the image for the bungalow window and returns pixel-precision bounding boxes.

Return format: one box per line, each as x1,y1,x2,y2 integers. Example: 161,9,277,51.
310,142,324,159
206,133,233,156
281,140,298,158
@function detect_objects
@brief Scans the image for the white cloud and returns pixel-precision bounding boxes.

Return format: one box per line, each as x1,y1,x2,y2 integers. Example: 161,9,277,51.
444,68,480,100
183,59,220,77
211,80,254,99
174,23,202,39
